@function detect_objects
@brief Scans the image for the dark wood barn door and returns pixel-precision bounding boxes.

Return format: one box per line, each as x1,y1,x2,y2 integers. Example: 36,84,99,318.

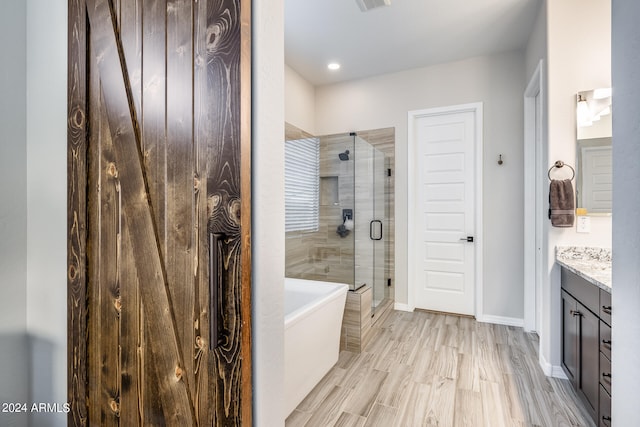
67,0,251,425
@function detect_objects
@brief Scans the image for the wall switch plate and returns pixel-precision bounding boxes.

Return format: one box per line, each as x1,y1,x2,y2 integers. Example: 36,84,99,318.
577,216,591,233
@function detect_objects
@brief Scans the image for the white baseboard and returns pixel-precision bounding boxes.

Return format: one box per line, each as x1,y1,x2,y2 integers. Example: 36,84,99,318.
539,354,553,376
552,366,568,379
394,303,414,312
477,314,524,327
539,354,568,379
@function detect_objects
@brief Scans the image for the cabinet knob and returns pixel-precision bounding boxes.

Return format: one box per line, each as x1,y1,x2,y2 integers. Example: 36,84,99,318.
602,339,612,345
570,310,582,317
602,305,612,314
602,372,612,378
602,415,612,421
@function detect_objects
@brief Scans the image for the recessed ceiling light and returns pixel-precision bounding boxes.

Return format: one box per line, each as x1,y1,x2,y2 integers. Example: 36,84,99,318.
327,63,341,71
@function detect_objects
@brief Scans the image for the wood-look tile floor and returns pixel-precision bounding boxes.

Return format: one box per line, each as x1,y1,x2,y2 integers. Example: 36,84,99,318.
286,310,595,427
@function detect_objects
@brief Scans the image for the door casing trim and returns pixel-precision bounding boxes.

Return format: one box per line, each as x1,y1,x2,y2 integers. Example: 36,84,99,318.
524,60,545,335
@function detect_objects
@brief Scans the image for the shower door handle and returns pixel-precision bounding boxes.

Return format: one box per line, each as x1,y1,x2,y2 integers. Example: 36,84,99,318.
209,231,227,350
370,220,383,240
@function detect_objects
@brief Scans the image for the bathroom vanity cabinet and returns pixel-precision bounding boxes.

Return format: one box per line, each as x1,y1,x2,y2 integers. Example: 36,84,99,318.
560,267,612,426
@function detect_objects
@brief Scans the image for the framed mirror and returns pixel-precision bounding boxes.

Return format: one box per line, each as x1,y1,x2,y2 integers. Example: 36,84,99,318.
576,88,612,215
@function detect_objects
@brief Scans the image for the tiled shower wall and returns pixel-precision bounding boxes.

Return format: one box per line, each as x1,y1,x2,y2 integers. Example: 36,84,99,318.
284,123,396,298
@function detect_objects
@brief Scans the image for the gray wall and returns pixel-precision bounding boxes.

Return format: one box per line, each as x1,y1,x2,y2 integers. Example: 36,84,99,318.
1,1,68,426
611,0,640,424
525,1,546,85
0,0,28,336
0,1,30,426
25,1,68,426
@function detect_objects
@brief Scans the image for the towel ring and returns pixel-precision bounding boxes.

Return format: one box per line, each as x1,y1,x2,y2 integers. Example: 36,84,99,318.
547,160,575,181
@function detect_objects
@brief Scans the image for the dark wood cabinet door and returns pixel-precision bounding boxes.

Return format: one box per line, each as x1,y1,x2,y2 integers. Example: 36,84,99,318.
561,290,578,386
599,385,612,427
578,303,599,420
561,268,611,426
67,0,252,425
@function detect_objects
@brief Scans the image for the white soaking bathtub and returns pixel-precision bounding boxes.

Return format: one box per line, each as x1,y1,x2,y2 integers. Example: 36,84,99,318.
284,278,348,416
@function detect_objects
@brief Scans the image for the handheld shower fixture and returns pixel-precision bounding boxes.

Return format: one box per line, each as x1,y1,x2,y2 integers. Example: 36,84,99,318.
338,150,350,161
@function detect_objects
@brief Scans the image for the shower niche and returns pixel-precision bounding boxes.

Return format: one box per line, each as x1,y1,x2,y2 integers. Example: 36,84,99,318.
320,176,339,206
285,130,391,316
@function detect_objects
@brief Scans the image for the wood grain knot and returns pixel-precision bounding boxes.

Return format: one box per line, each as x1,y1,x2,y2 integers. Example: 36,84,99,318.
114,297,121,313
70,107,85,129
229,199,241,225
68,264,77,281
109,399,119,415
207,194,221,216
206,25,221,52
194,176,201,192
195,336,205,349
175,44,188,56
175,366,183,381
107,162,118,178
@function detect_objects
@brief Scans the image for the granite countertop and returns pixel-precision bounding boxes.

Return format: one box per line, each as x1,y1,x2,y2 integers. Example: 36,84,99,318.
556,246,612,291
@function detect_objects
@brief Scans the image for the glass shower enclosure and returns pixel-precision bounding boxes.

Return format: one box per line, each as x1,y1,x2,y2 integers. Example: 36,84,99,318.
284,132,389,313
354,136,387,309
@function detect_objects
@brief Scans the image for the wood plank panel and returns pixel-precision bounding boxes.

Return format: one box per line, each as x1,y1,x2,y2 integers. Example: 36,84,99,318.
86,49,101,427
239,1,253,424
84,1,196,424
138,4,170,421
117,10,144,425
119,218,142,427
141,0,167,254
119,0,142,116
67,0,89,424
91,81,121,427
202,0,249,424
165,0,197,419
193,0,213,424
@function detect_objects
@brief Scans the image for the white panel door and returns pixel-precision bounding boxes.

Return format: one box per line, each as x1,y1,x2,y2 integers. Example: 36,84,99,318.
415,111,476,315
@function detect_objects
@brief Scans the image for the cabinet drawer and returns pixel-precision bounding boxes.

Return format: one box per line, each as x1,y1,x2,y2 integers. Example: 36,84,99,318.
599,385,611,427
600,289,612,325
600,352,611,395
561,268,599,315
600,321,611,360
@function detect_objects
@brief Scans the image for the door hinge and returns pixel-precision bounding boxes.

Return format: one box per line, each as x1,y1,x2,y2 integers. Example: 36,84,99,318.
387,168,392,177
387,278,392,287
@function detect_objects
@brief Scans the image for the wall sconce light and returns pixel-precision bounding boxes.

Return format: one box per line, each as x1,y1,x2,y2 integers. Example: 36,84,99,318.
577,88,612,129
577,94,592,127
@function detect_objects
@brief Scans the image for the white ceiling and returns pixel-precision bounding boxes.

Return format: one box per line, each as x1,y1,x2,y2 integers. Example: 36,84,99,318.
285,0,543,86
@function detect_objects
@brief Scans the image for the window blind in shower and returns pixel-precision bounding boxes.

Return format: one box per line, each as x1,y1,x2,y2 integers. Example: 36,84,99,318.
285,137,320,232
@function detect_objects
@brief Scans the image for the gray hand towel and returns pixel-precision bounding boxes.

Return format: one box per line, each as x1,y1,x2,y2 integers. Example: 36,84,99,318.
549,179,575,227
